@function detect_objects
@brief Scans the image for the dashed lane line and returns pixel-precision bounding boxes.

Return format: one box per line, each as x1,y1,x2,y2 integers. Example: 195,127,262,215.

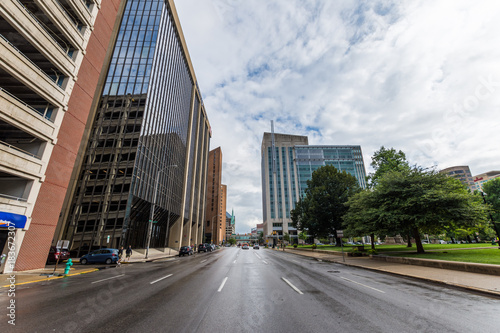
150,274,173,285
218,277,228,292
91,274,125,284
340,276,385,293
282,277,303,295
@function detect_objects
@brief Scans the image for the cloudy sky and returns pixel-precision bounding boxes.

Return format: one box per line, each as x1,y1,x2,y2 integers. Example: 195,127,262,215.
175,0,500,234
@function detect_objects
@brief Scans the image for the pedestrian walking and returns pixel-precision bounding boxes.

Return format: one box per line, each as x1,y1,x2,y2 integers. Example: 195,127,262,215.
117,246,124,266
125,245,132,262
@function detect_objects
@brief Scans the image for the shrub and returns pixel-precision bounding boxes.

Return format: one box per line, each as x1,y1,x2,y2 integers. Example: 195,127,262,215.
293,244,298,248
351,248,362,257
312,244,317,250
366,248,378,255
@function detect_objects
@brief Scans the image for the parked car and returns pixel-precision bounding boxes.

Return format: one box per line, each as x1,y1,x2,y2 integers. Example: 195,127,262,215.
179,246,193,256
47,246,70,264
253,244,259,250
80,248,119,265
198,244,210,252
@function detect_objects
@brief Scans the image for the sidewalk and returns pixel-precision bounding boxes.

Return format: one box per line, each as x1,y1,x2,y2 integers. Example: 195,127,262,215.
281,248,500,297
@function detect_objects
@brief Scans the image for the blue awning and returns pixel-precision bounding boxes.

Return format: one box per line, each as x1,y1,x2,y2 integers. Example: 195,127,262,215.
0,212,27,229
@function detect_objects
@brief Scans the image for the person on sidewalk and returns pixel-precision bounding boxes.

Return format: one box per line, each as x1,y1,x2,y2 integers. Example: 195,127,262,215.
117,246,124,266
125,245,132,262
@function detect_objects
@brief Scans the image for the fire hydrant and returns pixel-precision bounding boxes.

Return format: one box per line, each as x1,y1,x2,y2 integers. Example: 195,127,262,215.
64,258,73,275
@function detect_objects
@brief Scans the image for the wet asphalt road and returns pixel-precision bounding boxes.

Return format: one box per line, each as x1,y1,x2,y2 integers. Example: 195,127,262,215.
1,247,499,332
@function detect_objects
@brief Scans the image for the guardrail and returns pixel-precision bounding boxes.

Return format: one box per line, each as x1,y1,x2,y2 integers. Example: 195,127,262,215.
14,0,73,57
0,33,60,84
0,193,27,202
0,87,54,122
0,139,41,159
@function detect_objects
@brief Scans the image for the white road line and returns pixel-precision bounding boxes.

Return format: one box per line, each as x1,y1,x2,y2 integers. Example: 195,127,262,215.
340,277,385,293
262,260,268,264
218,277,228,292
91,274,124,284
200,259,207,263
233,260,237,264
254,253,261,259
150,274,173,285
292,260,299,263
282,277,303,295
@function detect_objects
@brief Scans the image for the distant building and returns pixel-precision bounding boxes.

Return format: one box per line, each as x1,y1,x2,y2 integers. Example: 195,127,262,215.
440,166,478,192
473,171,500,192
294,145,367,197
261,124,367,246
205,147,224,244
226,210,235,240
261,130,308,245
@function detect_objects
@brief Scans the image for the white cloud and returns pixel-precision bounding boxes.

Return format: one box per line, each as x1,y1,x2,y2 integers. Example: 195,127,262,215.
175,0,500,233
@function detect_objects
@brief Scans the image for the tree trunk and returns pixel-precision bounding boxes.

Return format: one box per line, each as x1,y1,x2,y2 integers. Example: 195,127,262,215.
406,230,412,247
466,235,472,244
335,237,342,246
474,235,479,243
370,234,375,250
412,227,425,253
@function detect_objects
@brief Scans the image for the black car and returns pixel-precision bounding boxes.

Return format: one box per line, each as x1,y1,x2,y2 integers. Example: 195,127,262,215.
198,244,210,252
179,246,193,256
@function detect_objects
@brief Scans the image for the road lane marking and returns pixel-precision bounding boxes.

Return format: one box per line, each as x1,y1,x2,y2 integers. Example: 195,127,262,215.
254,253,261,259
340,277,385,293
282,277,303,295
262,260,268,264
150,274,173,284
233,260,237,264
200,259,207,263
292,260,299,263
218,277,228,292
91,274,124,284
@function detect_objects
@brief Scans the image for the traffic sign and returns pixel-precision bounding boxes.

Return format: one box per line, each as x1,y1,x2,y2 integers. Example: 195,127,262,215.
337,230,344,238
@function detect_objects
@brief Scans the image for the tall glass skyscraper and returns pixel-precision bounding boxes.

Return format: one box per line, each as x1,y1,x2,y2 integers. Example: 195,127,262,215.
261,129,366,244
60,0,210,255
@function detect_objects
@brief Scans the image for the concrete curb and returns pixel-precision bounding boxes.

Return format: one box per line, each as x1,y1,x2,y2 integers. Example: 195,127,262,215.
370,255,500,276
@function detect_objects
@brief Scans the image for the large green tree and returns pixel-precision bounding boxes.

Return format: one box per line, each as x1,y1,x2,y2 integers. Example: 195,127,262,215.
291,165,360,242
368,146,410,187
482,177,500,241
370,167,487,253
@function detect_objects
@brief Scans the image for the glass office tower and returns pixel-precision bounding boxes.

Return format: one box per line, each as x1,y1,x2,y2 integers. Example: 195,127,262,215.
63,0,210,255
295,145,367,197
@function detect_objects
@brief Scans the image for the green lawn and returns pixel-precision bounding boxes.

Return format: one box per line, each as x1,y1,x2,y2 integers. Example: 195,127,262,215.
287,243,500,265
290,243,496,252
387,249,500,265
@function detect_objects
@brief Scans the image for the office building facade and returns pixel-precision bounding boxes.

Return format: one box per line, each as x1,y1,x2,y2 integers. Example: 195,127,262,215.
295,145,367,196
55,0,210,257
0,0,124,273
261,130,367,244
261,131,308,244
473,171,500,192
205,147,224,244
440,166,478,192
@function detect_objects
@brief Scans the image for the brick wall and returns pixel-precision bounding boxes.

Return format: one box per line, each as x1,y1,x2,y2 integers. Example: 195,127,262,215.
15,0,123,271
